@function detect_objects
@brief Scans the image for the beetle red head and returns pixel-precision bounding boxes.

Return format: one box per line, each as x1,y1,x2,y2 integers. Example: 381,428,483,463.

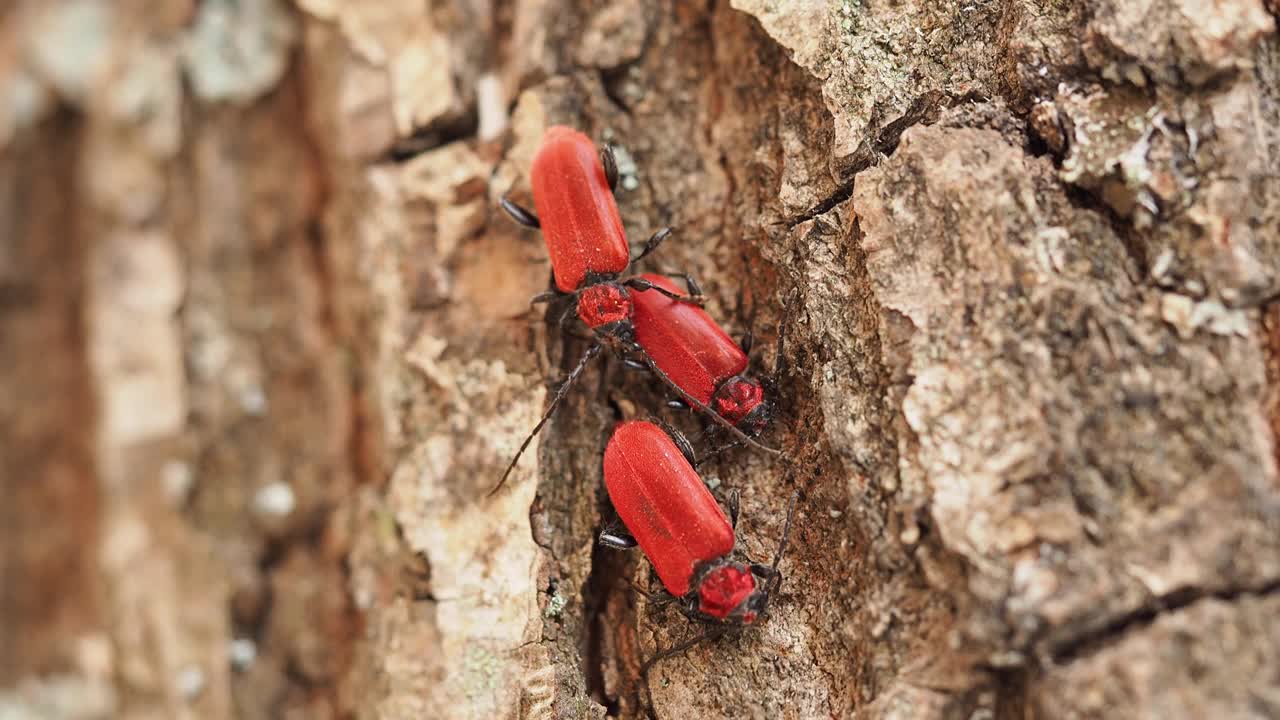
577,283,634,330
696,563,760,622
712,376,769,431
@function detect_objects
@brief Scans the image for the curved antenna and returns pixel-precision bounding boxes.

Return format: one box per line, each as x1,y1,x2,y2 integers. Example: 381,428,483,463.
692,435,745,469
766,491,800,595
771,287,800,379
488,343,604,496
640,354,782,457
637,626,728,719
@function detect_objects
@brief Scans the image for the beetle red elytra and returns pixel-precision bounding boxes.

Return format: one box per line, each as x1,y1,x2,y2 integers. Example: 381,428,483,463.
599,420,797,700
491,127,778,495
500,125,683,324
630,273,775,441
601,420,794,622
527,125,629,293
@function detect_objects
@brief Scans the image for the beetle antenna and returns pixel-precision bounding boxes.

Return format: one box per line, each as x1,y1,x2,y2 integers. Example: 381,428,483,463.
766,491,800,594
725,249,753,330
692,436,745,469
637,627,728,718
488,343,604,496
639,354,782,457
771,286,800,379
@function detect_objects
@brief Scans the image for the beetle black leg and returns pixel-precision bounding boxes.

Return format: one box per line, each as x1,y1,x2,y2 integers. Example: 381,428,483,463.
601,145,619,194
661,272,703,299
749,563,778,579
500,197,540,229
725,488,740,529
510,290,563,321
631,227,672,264
693,435,749,469
623,576,677,606
599,530,639,549
543,328,595,352
657,421,697,467
631,583,676,607
545,289,580,334
666,398,689,411
738,330,754,355
555,299,582,335
623,358,650,372
624,276,705,307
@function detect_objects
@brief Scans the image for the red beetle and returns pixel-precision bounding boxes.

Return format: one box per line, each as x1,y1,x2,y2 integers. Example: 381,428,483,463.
500,126,680,325
600,420,794,621
600,420,796,658
527,125,629,294
492,127,776,495
630,273,776,442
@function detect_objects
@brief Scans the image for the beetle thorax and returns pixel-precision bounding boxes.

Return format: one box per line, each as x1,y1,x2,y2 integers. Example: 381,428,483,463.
577,283,633,329
712,376,766,426
696,563,758,621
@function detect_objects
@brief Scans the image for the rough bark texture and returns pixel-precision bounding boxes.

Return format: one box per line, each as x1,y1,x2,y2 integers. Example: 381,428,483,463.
4,1,1280,719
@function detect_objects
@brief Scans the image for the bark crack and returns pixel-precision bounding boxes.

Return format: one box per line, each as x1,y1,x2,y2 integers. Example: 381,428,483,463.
380,111,480,163
1044,577,1280,664
784,90,947,227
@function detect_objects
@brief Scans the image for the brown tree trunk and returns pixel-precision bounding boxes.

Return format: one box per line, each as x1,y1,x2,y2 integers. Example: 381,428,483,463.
4,1,1279,718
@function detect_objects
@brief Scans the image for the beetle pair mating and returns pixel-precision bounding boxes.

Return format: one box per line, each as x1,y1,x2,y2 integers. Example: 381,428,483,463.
496,125,796,703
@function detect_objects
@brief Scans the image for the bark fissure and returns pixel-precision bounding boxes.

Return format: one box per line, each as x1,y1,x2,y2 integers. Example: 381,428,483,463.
786,89,947,228
1045,577,1280,665
382,112,482,164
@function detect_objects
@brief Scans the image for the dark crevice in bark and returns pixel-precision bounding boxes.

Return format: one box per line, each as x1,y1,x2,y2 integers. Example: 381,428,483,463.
380,110,481,163
992,667,1030,720
783,179,855,230
581,504,613,709
1045,578,1280,664
841,90,949,174
1060,182,1150,284
582,533,633,714
581,377,640,714
0,107,99,683
602,66,637,116
1024,125,1054,160
784,90,947,228
1263,305,1280,475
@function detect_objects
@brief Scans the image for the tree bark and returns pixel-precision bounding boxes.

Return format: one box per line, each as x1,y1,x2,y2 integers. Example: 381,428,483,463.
4,1,1279,719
